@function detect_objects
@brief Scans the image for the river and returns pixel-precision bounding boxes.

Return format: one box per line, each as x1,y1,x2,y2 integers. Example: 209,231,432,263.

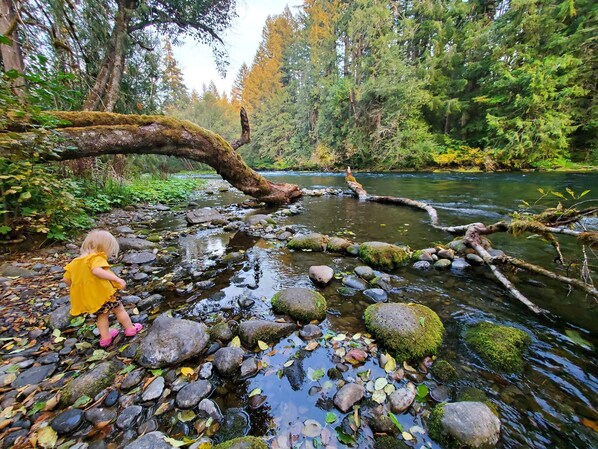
162,171,597,449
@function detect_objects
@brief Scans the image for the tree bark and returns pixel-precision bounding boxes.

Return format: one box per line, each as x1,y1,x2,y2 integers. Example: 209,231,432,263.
1,111,302,204
0,0,25,95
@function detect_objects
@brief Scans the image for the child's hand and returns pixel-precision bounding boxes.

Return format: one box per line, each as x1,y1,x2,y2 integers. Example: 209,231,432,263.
116,277,127,289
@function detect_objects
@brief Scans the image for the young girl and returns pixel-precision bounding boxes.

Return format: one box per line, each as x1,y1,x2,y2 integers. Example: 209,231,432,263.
63,229,142,347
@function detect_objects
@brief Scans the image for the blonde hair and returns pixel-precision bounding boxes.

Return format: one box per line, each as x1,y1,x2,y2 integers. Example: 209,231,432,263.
80,230,119,257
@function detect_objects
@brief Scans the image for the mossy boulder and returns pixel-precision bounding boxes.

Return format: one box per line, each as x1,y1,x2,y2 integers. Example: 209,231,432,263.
364,303,444,360
238,320,298,348
373,435,409,449
428,402,501,448
213,437,268,449
359,242,410,270
431,359,458,383
287,233,327,251
327,237,352,253
464,322,531,373
271,287,327,323
60,361,120,406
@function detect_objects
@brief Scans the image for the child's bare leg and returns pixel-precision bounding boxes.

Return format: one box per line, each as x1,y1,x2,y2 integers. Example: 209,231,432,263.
97,313,111,340
113,304,134,330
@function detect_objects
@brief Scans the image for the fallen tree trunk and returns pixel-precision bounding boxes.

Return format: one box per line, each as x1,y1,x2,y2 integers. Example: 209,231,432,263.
1,110,301,204
344,168,598,315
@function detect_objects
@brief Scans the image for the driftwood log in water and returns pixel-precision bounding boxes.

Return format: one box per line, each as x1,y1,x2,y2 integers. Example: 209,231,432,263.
0,109,301,204
345,168,598,315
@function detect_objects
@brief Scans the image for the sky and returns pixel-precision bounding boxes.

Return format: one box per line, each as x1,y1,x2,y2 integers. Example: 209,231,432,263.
173,0,302,97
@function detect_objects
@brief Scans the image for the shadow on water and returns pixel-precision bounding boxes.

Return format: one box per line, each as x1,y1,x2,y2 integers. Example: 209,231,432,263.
159,172,597,448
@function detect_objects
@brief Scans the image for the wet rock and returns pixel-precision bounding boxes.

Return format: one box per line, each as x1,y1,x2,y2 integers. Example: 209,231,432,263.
3,429,28,448
429,402,500,448
413,261,431,270
238,320,298,348
60,361,119,406
198,398,223,422
299,324,322,340
327,237,352,253
364,303,444,360
431,360,458,383
342,275,368,290
116,405,143,429
337,287,357,296
115,226,134,234
121,295,141,305
38,352,60,365
122,251,157,265
133,272,149,281
368,408,399,435
244,214,270,226
271,288,327,323
223,252,244,263
48,305,72,330
195,280,215,289
389,383,416,413
0,264,35,278
12,364,56,388
434,259,452,269
176,380,212,409
287,233,327,252
85,407,117,425
466,254,484,265
138,418,159,434
212,437,267,449
210,322,234,342
199,362,213,379
284,358,305,390
334,383,365,413
248,394,267,409
447,239,467,254
240,357,258,378
186,208,225,225
354,266,376,281
308,266,334,286
219,409,250,440
358,242,410,270
118,237,156,251
437,249,455,260
137,294,164,310
464,322,531,373
124,431,175,449
51,409,84,434
213,347,244,376
121,368,145,390
363,288,387,303
138,315,209,368
452,258,471,270
142,376,165,401
431,385,451,403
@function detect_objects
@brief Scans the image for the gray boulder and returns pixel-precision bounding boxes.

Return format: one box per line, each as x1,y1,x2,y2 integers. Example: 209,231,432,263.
122,251,156,265
186,208,225,225
137,315,209,368
244,214,271,226
117,237,156,251
0,264,35,278
176,380,212,409
48,305,73,330
354,266,376,281
60,361,119,406
238,320,297,348
429,402,500,448
271,287,327,323
308,266,334,286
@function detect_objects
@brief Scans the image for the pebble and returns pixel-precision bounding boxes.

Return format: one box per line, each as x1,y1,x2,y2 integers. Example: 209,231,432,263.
240,357,258,378
199,362,213,379
38,353,60,365
85,407,117,425
104,390,119,407
51,409,84,434
363,288,388,303
12,364,56,388
413,261,431,270
198,399,222,422
121,369,145,389
431,385,451,403
299,324,323,340
116,405,143,429
138,418,159,434
142,377,165,401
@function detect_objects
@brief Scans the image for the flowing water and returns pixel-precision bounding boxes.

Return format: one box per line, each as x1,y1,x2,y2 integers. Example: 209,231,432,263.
157,172,598,448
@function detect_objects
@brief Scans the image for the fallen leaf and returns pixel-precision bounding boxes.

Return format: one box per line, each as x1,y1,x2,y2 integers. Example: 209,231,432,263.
402,431,413,441
332,334,346,342
38,426,58,448
248,388,262,398
325,412,337,424
178,410,196,422
372,390,386,404
374,377,388,390
305,341,319,351
283,360,294,367
384,353,396,373
257,340,269,351
229,336,241,348
163,436,186,447
180,367,194,377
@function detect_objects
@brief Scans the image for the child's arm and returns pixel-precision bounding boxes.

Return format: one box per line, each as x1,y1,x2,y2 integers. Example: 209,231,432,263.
91,267,126,289
63,276,72,286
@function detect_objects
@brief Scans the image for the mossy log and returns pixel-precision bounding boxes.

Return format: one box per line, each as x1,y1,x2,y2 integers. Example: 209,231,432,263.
0,110,301,204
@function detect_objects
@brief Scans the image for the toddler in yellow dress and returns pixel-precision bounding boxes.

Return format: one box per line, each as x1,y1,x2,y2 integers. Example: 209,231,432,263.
63,230,142,347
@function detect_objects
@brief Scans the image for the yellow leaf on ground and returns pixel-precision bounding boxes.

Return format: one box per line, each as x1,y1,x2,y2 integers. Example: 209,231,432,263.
257,340,269,351
229,336,241,348
180,367,194,377
38,426,58,448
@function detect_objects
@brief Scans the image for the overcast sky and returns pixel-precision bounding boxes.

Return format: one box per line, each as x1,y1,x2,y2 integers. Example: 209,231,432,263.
173,0,302,97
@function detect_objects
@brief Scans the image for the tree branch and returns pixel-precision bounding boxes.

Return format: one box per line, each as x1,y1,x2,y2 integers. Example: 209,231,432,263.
230,107,250,150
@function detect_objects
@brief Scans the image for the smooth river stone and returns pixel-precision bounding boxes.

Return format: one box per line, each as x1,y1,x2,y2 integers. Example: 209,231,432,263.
141,376,164,401
333,383,365,413
51,409,84,434
176,380,212,409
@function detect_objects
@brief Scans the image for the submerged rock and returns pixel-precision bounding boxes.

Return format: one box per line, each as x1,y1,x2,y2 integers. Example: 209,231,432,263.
363,288,388,303
342,275,368,291
212,436,268,449
326,237,352,253
137,315,209,368
333,383,365,413
186,208,225,225
213,347,244,376
308,265,334,286
60,361,119,406
364,303,444,360
271,288,327,323
429,402,501,448
358,242,410,270
464,322,531,373
124,431,175,449
287,233,327,252
238,320,297,348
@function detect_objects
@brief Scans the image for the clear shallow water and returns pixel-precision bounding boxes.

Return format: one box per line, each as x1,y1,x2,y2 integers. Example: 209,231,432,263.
165,172,597,448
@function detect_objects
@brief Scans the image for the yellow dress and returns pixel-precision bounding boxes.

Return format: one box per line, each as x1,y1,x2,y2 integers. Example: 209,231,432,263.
64,252,118,316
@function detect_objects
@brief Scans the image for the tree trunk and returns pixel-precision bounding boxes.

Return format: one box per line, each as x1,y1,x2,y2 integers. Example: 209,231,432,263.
1,111,303,204
0,0,25,95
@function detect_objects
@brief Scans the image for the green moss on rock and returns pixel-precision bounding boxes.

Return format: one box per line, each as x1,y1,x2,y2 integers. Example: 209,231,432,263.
287,233,327,251
271,287,327,323
213,437,268,449
431,359,458,383
359,242,410,270
327,237,352,253
464,322,531,373
364,303,444,361
373,435,410,449
427,404,446,444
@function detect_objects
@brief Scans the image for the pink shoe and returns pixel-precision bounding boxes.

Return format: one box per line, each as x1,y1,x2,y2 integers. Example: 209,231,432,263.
124,323,143,337
99,328,119,348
